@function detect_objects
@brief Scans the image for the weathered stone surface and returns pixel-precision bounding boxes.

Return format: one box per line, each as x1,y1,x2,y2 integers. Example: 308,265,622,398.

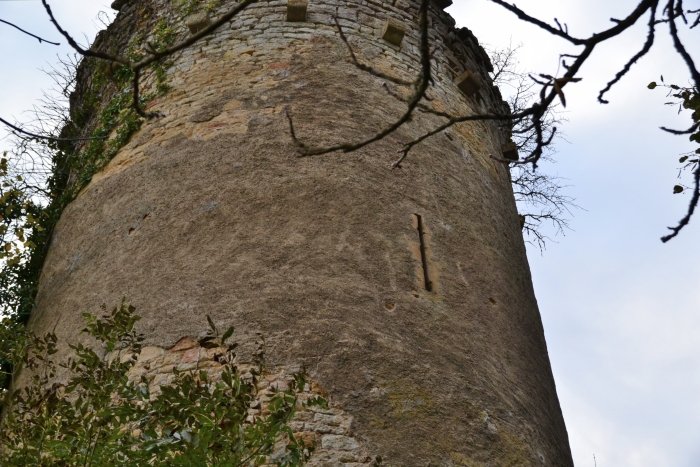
29,0,573,466
322,434,360,451
169,337,198,352
110,0,128,11
185,12,210,34
114,341,375,465
138,345,164,362
180,347,201,363
431,0,453,9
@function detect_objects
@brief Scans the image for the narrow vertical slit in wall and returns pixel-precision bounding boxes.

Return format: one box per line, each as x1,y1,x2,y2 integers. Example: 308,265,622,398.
414,214,432,292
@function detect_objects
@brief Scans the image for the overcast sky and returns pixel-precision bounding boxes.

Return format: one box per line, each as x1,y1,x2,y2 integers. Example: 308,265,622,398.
1,1,699,466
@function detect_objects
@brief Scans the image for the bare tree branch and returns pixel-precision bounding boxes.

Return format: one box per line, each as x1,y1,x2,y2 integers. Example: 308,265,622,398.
667,0,700,86
334,16,413,86
390,1,656,170
131,0,259,68
40,0,259,120
662,164,700,242
288,0,432,161
660,0,700,241
0,18,60,45
598,4,657,103
488,0,586,45
40,0,127,64
0,116,103,142
13,0,700,243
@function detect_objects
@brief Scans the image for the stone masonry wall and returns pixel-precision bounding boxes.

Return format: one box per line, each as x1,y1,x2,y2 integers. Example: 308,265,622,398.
85,0,511,194
80,0,509,156
29,0,574,465
122,337,381,466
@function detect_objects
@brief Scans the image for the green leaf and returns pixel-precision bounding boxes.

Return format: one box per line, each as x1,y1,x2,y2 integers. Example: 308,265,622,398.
680,155,689,163
198,336,218,349
674,185,685,194
221,326,234,344
648,81,657,89
206,315,217,334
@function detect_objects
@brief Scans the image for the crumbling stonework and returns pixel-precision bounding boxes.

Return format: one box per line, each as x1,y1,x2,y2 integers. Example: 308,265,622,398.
120,337,381,466
29,0,574,465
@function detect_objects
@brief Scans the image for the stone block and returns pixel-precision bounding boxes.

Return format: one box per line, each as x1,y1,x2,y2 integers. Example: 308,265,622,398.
431,0,453,9
502,141,519,161
287,0,308,22
169,337,198,352
382,20,405,46
314,413,343,426
138,345,164,362
456,70,482,97
177,361,198,371
186,12,211,35
181,347,201,363
322,434,359,451
110,0,128,11
294,431,321,447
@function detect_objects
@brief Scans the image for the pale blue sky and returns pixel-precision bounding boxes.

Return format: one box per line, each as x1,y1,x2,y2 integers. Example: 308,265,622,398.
1,1,699,466
447,1,700,466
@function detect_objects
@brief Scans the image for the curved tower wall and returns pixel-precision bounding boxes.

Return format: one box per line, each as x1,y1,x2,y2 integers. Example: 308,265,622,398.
28,0,573,465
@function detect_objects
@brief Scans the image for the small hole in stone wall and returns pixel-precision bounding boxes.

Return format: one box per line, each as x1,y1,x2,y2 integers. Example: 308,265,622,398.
411,291,420,298
143,213,150,220
488,297,497,305
385,302,395,311
128,228,135,235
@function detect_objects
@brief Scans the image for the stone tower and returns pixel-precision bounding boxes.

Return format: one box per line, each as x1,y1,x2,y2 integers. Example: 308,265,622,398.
28,0,573,465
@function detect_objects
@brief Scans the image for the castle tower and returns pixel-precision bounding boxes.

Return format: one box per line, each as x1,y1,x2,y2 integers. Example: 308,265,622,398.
28,0,573,464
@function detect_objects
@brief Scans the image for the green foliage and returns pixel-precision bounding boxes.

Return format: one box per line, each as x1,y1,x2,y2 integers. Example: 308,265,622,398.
0,154,42,269
0,302,325,466
649,80,700,193
177,0,221,16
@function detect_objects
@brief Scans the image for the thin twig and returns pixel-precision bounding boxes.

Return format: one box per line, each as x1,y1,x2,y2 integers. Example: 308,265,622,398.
41,0,126,64
660,0,700,241
598,4,657,103
662,163,700,242
41,0,258,119
334,16,413,86
287,0,432,160
0,18,60,45
0,116,105,142
396,0,654,168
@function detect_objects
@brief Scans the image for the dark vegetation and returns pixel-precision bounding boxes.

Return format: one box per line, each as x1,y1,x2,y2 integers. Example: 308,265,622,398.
0,301,326,466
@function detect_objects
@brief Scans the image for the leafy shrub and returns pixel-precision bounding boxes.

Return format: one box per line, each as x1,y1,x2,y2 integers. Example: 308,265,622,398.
0,301,325,466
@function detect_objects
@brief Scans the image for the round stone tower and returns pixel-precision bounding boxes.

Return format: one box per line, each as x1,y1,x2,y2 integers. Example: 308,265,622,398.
28,0,573,465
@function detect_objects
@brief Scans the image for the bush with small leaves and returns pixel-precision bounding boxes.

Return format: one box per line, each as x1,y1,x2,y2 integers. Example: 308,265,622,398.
0,300,326,466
